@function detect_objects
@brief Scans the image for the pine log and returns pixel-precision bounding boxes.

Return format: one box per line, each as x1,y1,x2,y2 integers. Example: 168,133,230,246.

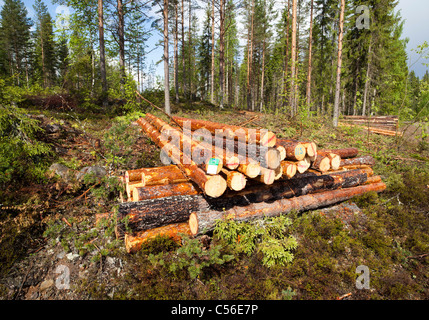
219,138,281,169
275,145,287,161
132,182,200,201
220,168,247,191
124,222,191,253
254,167,275,185
275,139,306,161
189,181,386,235
321,147,359,159
340,155,376,167
172,115,277,147
302,141,318,160
237,162,261,178
311,153,331,172
137,117,227,198
125,165,187,184
274,165,283,180
297,156,312,173
117,194,209,236
281,161,297,178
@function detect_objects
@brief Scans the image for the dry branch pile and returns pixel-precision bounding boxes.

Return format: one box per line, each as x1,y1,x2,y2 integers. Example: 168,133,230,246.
116,114,386,253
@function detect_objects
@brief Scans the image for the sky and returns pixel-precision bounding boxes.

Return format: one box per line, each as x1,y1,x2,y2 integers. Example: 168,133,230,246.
3,0,429,79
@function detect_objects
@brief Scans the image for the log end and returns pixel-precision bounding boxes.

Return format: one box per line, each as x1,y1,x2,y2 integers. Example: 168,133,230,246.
229,172,247,191
297,157,311,173
261,131,277,147
260,168,275,185
189,212,199,236
225,155,240,170
305,142,318,158
274,165,283,180
276,145,287,161
318,157,331,173
240,162,261,178
204,175,227,198
266,148,282,169
294,143,307,161
330,154,341,170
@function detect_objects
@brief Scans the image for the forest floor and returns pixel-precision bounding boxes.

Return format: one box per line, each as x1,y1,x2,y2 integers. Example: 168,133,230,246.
0,100,428,300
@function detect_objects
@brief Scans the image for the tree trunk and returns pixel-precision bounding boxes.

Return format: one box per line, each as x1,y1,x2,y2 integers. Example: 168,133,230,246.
219,0,225,109
246,0,255,111
117,0,125,92
98,0,108,108
289,0,297,117
189,181,386,235
125,165,187,184
333,0,345,127
163,0,171,115
306,0,314,113
210,0,215,104
181,0,186,96
362,42,372,116
174,1,179,103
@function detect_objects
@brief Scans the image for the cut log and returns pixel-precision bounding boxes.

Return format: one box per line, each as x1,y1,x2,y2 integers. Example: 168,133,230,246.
125,222,191,253
189,181,386,235
117,194,209,236
237,162,261,178
276,139,306,161
302,141,318,160
281,161,297,178
137,117,227,198
220,139,281,169
340,155,376,167
132,182,199,201
172,115,277,147
317,151,341,171
275,145,287,161
274,165,283,180
221,168,247,191
311,153,331,172
204,156,223,175
125,165,188,184
321,147,359,159
297,156,312,173
254,167,275,185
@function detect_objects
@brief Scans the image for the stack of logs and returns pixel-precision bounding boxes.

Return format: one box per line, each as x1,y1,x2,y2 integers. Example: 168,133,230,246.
115,114,385,253
340,115,402,136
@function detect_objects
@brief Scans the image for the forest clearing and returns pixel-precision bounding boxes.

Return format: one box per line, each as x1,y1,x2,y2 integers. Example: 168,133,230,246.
0,0,429,302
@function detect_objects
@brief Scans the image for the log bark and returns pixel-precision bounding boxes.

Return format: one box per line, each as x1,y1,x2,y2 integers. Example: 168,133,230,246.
117,194,209,236
311,153,331,172
321,147,359,159
275,139,306,161
189,181,386,235
137,117,227,198
237,162,261,178
132,182,199,201
125,222,191,253
125,165,187,184
172,115,277,147
340,155,375,167
221,168,247,191
281,161,297,178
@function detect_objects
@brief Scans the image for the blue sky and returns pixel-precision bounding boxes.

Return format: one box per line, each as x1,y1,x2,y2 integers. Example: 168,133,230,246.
3,0,429,79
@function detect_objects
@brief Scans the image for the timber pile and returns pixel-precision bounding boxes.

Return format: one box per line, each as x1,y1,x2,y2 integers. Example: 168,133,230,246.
116,114,386,253
340,115,402,136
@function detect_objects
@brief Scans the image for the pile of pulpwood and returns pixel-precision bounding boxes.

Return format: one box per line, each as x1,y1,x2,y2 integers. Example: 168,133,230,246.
340,115,402,136
114,113,385,253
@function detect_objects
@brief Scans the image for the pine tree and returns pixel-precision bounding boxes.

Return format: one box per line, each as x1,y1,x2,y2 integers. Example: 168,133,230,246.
0,0,32,86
